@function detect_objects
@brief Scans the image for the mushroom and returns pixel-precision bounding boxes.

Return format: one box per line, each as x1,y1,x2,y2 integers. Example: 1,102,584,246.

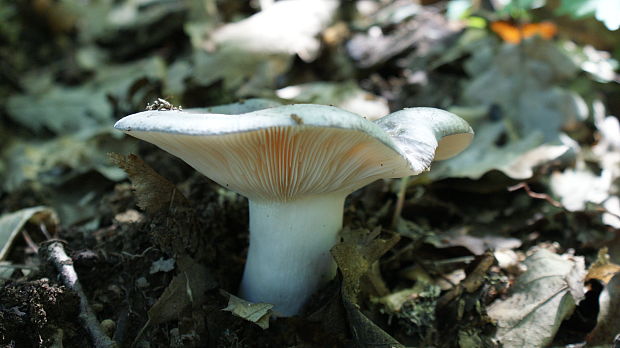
114,104,473,316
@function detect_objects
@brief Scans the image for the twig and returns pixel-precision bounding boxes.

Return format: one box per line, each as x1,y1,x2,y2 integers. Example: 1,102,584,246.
507,182,563,208
391,176,410,229
22,230,39,254
120,246,155,259
44,241,117,348
508,182,620,221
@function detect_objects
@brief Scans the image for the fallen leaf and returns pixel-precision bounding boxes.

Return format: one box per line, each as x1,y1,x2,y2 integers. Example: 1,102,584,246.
109,153,189,214
346,4,455,69
6,85,111,135
207,0,338,61
147,256,216,326
587,272,620,345
343,298,405,348
550,167,613,211
431,37,587,181
487,249,586,348
221,290,273,330
2,128,134,192
331,229,403,345
565,44,619,83
438,252,496,307
189,49,292,97
149,257,176,274
7,57,165,135
585,248,620,284
0,207,58,261
183,0,338,96
331,228,400,304
429,122,572,180
432,228,522,255
549,106,620,229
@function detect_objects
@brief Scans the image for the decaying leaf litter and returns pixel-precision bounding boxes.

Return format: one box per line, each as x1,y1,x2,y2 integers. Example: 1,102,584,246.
1,0,619,347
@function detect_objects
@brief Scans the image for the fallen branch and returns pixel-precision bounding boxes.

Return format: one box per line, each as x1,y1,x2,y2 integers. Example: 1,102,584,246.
44,241,117,348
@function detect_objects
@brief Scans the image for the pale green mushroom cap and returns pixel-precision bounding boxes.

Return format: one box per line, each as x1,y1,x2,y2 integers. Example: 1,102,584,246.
114,104,473,201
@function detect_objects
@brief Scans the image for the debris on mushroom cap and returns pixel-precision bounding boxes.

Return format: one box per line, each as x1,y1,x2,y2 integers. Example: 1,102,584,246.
114,104,473,201
146,98,182,111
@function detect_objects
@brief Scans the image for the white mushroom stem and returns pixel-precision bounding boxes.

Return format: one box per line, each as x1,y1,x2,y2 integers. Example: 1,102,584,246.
239,193,346,316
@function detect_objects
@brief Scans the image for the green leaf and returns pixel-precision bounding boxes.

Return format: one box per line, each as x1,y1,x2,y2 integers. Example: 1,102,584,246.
6,57,165,135
429,122,570,180
7,86,112,134
556,0,620,31
556,0,599,18
2,128,135,192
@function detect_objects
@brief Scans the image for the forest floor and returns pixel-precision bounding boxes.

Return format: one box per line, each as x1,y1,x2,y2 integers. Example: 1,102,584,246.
1,1,620,347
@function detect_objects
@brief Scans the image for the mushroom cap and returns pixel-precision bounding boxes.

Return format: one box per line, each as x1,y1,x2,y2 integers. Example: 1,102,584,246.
114,104,472,201
375,107,474,162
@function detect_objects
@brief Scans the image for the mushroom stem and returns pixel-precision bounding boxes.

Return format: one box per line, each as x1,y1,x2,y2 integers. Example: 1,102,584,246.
240,193,345,316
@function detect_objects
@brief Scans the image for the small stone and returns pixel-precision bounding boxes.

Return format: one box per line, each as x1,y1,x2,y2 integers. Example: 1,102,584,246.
114,209,144,223
107,284,122,297
100,319,116,337
135,277,149,288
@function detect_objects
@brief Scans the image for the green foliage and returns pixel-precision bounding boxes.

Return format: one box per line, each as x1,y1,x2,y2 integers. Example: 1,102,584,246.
556,0,620,30
6,57,165,134
495,0,544,20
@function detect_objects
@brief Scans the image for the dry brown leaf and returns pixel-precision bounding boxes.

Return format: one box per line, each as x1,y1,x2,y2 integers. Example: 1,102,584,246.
437,252,496,307
343,299,405,348
147,256,216,325
108,153,188,213
586,247,620,284
331,229,400,304
433,228,522,255
221,290,273,330
331,229,402,347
